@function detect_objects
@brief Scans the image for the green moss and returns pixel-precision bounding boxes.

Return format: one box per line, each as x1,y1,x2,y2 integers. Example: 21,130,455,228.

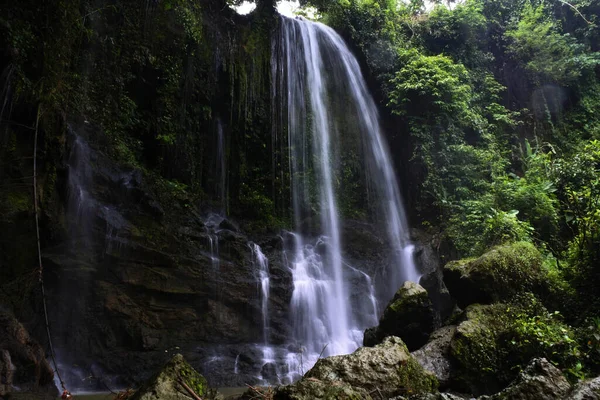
388,284,429,313
450,303,511,394
180,363,208,396
0,191,32,219
397,356,439,396
444,242,547,306
450,295,582,394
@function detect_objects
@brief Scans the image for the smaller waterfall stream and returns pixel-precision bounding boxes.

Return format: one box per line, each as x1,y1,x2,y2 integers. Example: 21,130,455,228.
250,242,271,345
216,119,227,211
67,135,95,249
250,242,285,385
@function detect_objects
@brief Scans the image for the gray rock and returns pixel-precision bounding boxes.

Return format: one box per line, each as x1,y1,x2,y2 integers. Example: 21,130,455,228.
276,336,438,399
569,376,600,400
480,358,571,400
412,326,457,388
364,282,435,350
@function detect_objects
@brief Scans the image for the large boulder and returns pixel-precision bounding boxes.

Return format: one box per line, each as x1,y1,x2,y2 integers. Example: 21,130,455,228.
364,282,435,351
0,310,56,397
448,296,577,397
479,358,571,400
569,376,600,399
412,326,457,389
449,303,513,395
443,242,546,308
275,336,438,399
130,354,220,400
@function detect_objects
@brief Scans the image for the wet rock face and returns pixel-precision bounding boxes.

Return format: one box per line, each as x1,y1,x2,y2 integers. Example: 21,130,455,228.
364,282,435,351
0,311,57,397
36,123,295,389
276,336,438,400
20,120,442,390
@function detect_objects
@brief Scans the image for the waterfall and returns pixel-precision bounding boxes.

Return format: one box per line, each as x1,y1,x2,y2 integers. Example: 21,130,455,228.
216,118,227,211
67,135,95,250
275,16,420,374
250,242,271,345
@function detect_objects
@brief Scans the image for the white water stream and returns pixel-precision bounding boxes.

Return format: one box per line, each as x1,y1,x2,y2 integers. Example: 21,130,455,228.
275,16,420,377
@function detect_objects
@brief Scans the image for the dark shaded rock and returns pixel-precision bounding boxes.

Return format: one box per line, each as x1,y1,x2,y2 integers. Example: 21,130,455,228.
419,270,454,327
413,230,455,327
569,376,600,400
364,282,435,350
261,362,277,382
219,218,239,232
412,326,457,389
0,349,14,397
130,354,221,400
276,336,438,399
0,311,57,397
443,242,546,308
479,358,571,400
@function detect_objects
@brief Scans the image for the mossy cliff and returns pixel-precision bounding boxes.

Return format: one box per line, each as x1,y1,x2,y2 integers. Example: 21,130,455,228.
0,0,291,389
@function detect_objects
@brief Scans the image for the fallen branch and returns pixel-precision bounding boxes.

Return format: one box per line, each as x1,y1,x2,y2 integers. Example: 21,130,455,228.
177,377,203,400
245,384,274,399
317,343,328,359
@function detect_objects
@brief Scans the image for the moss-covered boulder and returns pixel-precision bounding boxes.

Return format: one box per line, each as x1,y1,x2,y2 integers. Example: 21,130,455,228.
479,358,571,400
448,296,578,396
130,354,220,400
364,282,435,350
449,303,512,395
443,242,546,308
275,336,438,399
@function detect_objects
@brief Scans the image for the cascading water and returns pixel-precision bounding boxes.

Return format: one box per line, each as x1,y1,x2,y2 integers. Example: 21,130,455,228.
215,118,227,211
274,16,420,376
250,242,284,385
204,213,223,300
250,243,271,345
67,135,95,248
